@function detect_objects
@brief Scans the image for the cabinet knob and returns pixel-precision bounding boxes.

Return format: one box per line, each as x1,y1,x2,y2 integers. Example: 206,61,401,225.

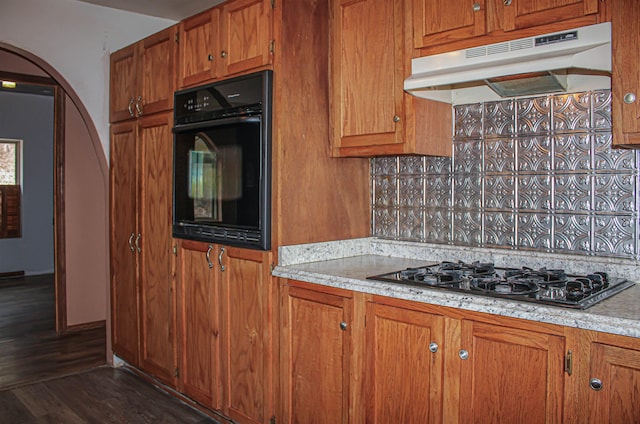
503,0,512,6
459,349,469,360
589,378,603,391
624,92,637,104
393,115,401,123
428,342,439,353
339,321,348,331
221,50,227,58
207,54,214,61
472,3,481,11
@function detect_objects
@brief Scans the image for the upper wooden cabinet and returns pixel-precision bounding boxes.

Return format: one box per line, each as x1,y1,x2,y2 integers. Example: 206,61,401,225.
612,0,640,148
110,26,177,122
177,0,272,88
178,8,221,88
413,0,601,52
329,0,452,157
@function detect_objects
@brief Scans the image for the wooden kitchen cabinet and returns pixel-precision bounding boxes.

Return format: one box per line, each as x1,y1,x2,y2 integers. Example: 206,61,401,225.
220,246,275,424
176,240,221,410
584,332,640,423
413,0,601,54
109,120,139,367
611,0,640,148
329,0,452,157
177,0,272,89
457,319,566,423
110,25,177,122
280,281,364,424
365,299,445,423
178,7,221,88
109,112,176,387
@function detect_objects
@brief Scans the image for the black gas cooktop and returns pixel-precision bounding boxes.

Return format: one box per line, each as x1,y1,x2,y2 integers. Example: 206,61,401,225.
366,261,635,310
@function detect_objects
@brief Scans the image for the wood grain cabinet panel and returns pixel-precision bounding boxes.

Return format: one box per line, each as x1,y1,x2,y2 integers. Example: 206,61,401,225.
137,112,177,387
612,0,640,147
280,283,354,424
413,0,486,48
587,337,640,423
109,121,139,367
330,0,452,157
220,247,274,424
109,26,176,122
365,301,444,424
176,240,221,410
178,8,220,88
501,0,598,32
458,320,565,424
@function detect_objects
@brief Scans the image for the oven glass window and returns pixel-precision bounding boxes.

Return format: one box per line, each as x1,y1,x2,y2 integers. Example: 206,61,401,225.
175,120,261,229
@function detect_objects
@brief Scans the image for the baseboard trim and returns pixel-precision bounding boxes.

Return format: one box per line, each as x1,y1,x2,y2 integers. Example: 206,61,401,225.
0,271,25,279
64,320,106,333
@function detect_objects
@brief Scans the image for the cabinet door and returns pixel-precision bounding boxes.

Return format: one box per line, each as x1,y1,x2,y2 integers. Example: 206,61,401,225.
502,0,598,32
137,112,177,386
220,0,272,76
109,121,139,365
458,320,565,424
365,302,444,423
612,0,640,147
330,0,404,155
178,8,220,88
177,240,220,410
109,44,137,123
413,0,486,49
220,247,273,424
138,26,177,117
281,283,352,424
587,342,640,424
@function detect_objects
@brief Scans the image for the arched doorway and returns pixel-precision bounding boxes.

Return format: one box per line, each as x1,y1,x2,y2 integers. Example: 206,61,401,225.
0,44,109,341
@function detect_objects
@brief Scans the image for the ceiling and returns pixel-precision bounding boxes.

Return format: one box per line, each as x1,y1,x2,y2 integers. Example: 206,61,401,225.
74,0,224,21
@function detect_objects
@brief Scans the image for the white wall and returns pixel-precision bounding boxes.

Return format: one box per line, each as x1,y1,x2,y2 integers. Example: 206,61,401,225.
0,0,176,157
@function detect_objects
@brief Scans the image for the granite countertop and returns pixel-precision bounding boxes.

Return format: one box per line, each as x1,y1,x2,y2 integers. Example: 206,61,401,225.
272,238,640,339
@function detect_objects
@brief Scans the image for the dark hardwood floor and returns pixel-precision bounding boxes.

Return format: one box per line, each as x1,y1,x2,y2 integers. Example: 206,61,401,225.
0,274,221,423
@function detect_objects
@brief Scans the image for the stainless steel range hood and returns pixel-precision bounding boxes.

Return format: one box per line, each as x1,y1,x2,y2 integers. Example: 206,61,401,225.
405,22,611,105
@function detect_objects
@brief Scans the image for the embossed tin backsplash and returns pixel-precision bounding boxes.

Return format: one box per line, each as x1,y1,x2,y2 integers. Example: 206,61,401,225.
371,90,640,259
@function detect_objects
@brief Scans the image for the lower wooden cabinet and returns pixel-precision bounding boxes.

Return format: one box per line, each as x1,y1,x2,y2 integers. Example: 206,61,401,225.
586,333,640,423
175,241,275,424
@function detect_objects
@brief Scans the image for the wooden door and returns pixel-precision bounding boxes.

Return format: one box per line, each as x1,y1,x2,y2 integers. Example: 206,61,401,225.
220,0,272,76
330,0,404,155
109,121,139,366
502,0,598,32
137,26,177,117
109,44,136,122
612,0,640,147
365,301,444,423
178,8,220,88
137,112,176,386
280,283,352,424
176,240,220,410
458,320,565,423
412,0,486,49
220,247,273,424
587,342,640,423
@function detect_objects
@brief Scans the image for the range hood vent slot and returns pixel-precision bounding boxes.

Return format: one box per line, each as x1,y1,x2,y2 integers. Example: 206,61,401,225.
405,22,611,105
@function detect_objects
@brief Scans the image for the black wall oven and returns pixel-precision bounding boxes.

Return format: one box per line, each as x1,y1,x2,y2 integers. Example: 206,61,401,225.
172,70,272,250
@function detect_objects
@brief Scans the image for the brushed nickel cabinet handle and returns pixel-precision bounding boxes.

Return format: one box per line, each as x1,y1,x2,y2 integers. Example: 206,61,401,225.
340,321,348,331
135,95,143,116
135,233,141,253
624,92,637,104
127,98,135,117
207,54,214,61
459,349,469,360
503,0,512,6
128,232,135,252
206,244,214,269
220,50,227,58
218,247,225,272
589,378,603,391
429,342,439,353
393,115,401,123
473,2,481,11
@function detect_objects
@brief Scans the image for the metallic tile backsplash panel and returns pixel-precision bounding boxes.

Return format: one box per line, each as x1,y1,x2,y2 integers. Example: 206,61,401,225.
371,90,640,259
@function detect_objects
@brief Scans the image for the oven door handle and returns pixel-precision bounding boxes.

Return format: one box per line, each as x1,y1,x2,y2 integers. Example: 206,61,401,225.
173,115,261,133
